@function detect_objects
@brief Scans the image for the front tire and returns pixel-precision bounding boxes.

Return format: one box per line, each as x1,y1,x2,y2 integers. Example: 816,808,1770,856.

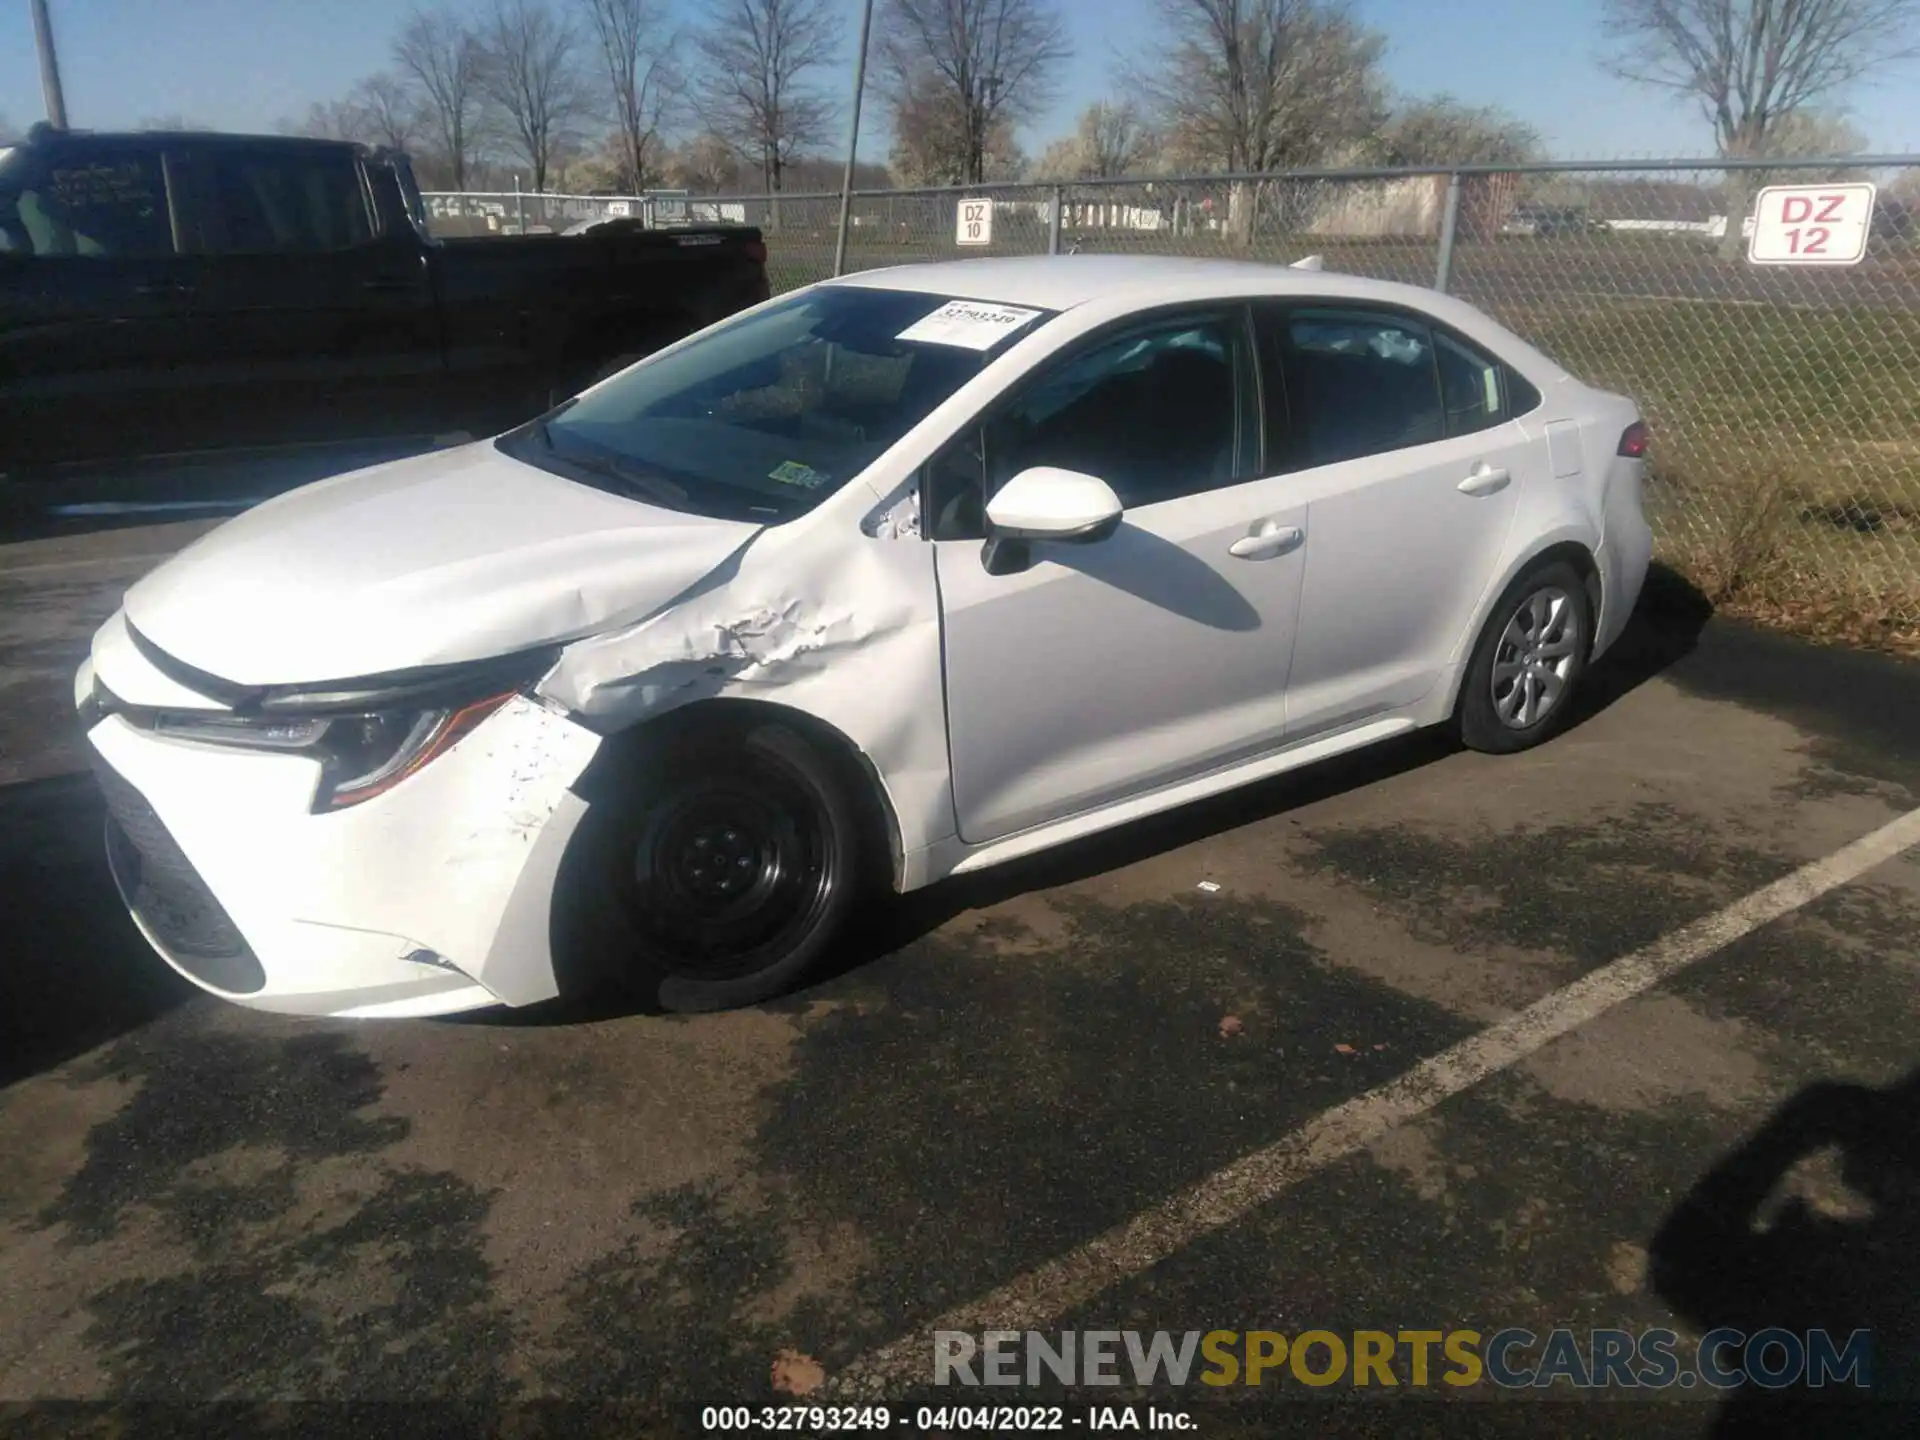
571,721,864,1013
1457,559,1593,754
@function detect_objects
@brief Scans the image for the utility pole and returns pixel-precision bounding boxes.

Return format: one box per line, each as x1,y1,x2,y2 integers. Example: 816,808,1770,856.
31,0,70,129
830,0,875,278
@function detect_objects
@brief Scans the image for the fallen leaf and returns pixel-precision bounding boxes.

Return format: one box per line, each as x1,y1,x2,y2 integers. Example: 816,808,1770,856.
1333,1043,1356,1055
1218,1015,1244,1039
1373,1043,1388,1051
771,1349,825,1396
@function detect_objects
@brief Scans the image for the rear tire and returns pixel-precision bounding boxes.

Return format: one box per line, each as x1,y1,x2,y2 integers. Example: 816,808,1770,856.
569,720,864,1013
1457,559,1593,755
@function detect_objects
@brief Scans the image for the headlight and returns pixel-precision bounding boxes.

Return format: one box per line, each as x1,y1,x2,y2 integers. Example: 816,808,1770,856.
141,646,557,811
151,695,515,810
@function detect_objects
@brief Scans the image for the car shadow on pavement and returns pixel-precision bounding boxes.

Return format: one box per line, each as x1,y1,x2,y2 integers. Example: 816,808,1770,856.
0,773,198,1089
1649,1065,1920,1435
1566,560,1716,725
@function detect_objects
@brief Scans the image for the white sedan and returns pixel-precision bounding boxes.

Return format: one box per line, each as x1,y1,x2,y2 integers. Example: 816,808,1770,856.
75,254,1653,1018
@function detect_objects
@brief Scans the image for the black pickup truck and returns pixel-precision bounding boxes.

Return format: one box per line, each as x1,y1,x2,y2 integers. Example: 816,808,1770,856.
0,126,770,474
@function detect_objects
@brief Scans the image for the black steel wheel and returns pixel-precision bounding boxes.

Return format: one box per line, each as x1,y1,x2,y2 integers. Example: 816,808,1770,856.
571,719,865,1012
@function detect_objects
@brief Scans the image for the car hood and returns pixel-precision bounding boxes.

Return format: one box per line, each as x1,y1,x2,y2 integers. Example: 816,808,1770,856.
122,441,763,686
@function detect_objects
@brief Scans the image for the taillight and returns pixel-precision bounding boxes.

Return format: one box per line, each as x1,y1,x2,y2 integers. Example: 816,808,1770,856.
1618,421,1650,459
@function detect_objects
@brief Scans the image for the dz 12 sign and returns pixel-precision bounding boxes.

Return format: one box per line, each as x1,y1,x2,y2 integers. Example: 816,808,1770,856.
1747,183,1877,266
956,198,994,246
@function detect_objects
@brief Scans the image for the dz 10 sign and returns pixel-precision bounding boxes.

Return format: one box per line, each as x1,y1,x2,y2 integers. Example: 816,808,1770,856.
1747,183,1877,266
956,198,994,246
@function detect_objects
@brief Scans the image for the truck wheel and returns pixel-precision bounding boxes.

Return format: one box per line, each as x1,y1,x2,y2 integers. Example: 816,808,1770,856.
568,719,867,1013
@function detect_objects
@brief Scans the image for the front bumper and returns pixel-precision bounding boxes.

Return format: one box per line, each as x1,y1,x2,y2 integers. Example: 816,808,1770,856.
83,689,601,1019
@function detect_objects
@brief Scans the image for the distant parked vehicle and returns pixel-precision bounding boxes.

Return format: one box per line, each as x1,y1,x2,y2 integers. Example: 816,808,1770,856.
1503,206,1606,238
0,125,769,474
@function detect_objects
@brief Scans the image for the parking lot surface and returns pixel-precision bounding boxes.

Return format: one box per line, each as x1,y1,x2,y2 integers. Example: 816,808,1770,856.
4,522,1920,1436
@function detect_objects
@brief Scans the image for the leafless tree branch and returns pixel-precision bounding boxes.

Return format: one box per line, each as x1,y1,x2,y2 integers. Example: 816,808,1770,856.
696,0,841,193
1033,100,1161,179
481,0,590,190
877,0,1071,184
393,8,489,188
1604,0,1920,155
578,0,684,190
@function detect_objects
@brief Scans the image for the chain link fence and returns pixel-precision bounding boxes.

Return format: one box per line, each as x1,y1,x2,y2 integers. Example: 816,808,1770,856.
435,158,1920,646
420,189,701,235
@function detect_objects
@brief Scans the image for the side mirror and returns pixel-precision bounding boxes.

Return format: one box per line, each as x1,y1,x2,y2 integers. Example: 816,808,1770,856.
985,466,1123,544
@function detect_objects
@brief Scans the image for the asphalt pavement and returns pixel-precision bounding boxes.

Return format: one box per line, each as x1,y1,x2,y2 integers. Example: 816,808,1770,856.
3,521,1920,1439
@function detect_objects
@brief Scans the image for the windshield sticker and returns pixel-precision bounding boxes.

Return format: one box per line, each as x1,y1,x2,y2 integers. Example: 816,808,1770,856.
769,460,831,489
896,300,1043,351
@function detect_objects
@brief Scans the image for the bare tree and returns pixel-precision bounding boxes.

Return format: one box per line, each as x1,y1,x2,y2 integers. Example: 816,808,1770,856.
284,99,362,140
1034,100,1160,179
351,73,426,152
666,132,747,191
1375,96,1540,166
481,0,589,190
579,0,683,191
876,0,1070,186
1604,0,1920,254
394,7,489,189
887,88,1026,184
1132,0,1386,242
696,0,840,195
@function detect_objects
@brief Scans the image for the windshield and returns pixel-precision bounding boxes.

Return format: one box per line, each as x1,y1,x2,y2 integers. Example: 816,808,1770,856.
499,285,1054,522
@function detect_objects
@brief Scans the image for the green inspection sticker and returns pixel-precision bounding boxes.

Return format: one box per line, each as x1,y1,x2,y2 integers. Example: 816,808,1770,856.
769,460,830,489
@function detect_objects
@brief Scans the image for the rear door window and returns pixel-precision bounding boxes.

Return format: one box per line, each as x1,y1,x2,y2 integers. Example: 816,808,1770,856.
1276,310,1445,467
0,149,173,257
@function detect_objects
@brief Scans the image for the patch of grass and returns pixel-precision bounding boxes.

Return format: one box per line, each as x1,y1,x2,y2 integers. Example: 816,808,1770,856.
1508,298,1920,469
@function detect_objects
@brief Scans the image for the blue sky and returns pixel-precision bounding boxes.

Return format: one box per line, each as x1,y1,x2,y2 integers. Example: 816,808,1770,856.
3,0,1917,160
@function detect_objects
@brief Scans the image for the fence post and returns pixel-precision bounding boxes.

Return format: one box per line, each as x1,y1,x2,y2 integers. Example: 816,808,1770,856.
515,176,526,236
1048,186,1063,255
833,0,877,276
1434,170,1462,293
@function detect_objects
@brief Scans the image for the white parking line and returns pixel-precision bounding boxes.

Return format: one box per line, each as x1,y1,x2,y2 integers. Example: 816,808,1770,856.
829,804,1920,1398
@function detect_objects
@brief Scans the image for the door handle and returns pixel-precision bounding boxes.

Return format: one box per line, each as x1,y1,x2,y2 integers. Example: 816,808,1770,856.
132,281,190,297
1457,463,1511,496
361,277,419,292
1228,521,1304,560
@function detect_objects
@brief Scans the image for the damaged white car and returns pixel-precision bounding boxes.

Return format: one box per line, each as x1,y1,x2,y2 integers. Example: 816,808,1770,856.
76,254,1654,1018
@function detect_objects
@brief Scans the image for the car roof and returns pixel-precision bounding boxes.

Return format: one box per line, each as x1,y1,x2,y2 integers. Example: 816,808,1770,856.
825,252,1579,388
19,126,365,156
827,253,1443,313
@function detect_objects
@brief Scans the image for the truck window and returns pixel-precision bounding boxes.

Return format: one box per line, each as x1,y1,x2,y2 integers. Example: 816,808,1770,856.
172,149,374,254
0,149,173,257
